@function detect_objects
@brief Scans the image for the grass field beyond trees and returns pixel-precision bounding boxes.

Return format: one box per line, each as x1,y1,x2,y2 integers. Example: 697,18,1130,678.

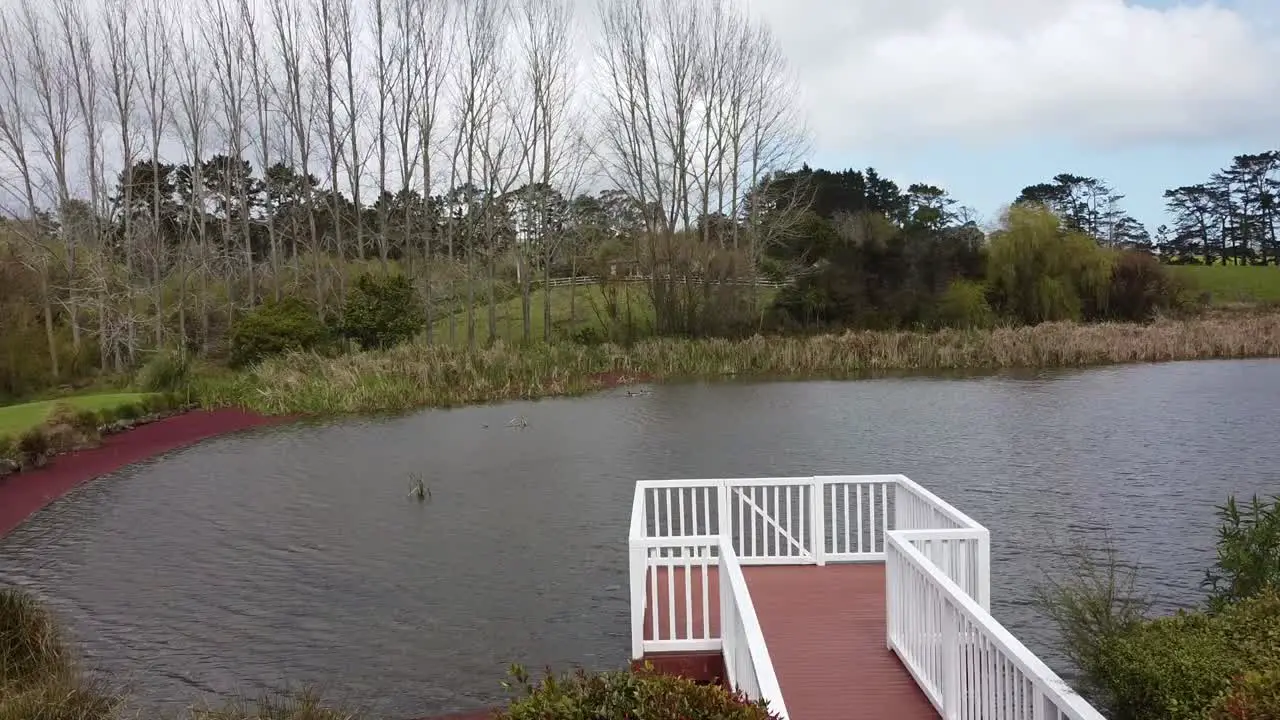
0,393,151,436
1170,265,1280,304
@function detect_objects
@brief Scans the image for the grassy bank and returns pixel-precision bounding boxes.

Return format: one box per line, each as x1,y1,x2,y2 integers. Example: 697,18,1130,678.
0,393,153,436
201,312,1280,416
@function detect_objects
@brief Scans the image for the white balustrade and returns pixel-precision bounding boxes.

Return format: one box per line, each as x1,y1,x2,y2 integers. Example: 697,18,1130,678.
627,475,1102,720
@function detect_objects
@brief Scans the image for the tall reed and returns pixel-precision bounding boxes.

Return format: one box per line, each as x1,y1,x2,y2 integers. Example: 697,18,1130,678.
204,314,1280,416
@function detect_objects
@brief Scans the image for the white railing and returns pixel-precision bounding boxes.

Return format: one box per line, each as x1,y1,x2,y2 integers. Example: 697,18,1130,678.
886,534,1105,720
627,475,1103,720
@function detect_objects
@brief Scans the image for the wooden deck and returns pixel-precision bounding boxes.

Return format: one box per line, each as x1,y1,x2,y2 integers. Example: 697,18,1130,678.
644,564,938,720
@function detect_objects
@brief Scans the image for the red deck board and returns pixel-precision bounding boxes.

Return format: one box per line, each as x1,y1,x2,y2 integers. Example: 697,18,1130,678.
644,563,937,720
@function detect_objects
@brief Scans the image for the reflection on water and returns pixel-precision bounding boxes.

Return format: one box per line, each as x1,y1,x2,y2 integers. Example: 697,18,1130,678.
2,359,1278,717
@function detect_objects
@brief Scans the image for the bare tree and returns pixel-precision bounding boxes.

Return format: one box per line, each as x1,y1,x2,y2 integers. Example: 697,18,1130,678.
206,0,255,311
313,0,347,299
414,0,451,342
102,0,143,364
139,0,174,346
512,0,576,342
174,7,214,354
241,0,282,299
450,0,509,348
334,0,365,263
268,0,324,312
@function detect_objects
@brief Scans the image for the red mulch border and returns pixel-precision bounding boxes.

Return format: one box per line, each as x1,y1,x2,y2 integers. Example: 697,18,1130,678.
0,408,287,537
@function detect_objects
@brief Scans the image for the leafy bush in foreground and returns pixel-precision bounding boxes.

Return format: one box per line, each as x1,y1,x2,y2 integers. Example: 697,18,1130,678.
1204,495,1280,611
1096,593,1280,720
1209,668,1280,720
496,664,780,720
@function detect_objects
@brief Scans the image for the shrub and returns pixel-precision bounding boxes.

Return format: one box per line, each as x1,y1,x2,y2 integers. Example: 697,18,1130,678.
1210,668,1280,720
0,435,15,463
496,665,781,720
113,403,141,421
16,427,50,467
1204,495,1280,611
1105,250,1184,321
229,297,333,368
94,407,119,426
1092,593,1280,720
0,588,69,690
72,410,100,433
135,350,190,393
934,279,995,329
340,273,425,350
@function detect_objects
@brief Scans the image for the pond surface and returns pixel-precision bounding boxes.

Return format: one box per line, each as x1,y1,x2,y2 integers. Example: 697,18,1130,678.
2,359,1279,717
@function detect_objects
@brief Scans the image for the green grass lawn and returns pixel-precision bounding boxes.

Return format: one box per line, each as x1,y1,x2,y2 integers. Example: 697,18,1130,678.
1170,265,1280,304
0,392,152,437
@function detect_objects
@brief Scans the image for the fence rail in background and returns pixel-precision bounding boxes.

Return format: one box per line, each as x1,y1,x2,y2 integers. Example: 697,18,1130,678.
540,274,792,289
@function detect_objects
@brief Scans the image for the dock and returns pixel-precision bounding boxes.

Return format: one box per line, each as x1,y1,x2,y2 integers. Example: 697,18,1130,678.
628,475,1106,720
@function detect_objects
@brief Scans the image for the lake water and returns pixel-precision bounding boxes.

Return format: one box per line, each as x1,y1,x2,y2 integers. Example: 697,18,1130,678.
2,359,1278,717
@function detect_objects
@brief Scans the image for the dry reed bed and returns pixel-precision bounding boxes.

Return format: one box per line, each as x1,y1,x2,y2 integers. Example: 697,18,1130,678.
208,314,1280,416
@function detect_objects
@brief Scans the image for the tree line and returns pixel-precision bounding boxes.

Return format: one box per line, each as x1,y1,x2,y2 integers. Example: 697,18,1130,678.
0,0,805,397
0,0,1273,402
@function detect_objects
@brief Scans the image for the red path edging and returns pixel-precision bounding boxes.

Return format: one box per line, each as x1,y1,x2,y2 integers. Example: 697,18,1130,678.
0,409,286,538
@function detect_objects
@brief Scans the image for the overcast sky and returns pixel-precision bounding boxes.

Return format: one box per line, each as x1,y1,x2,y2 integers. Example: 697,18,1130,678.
726,0,1280,229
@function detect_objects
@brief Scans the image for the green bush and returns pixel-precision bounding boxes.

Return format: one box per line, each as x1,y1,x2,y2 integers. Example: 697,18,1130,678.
189,689,360,720
1097,593,1280,720
113,403,141,421
1204,495,1280,611
339,273,425,350
497,665,780,720
1105,250,1184,321
135,350,190,393
934,279,995,329
229,297,333,368
0,434,15,463
94,407,119,426
1210,668,1280,720
16,427,49,466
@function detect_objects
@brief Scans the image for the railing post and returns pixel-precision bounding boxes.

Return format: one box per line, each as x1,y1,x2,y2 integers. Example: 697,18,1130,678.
630,543,646,659
976,531,991,612
892,479,904,531
885,539,895,651
810,478,825,566
717,482,732,554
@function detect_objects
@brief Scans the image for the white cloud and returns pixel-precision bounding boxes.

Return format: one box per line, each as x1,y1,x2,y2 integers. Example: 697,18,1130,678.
745,0,1280,151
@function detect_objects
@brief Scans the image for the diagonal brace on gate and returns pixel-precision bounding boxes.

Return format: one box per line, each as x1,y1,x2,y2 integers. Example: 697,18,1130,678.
732,486,811,558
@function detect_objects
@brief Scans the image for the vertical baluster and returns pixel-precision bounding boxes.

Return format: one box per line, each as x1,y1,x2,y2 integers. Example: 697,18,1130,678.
868,485,877,554
703,486,711,536
856,485,864,554
787,485,795,557
649,548,659,641
684,549,693,640
701,546,710,639
771,485,780,556
678,489,686,537
841,484,850,554
666,549,677,641
664,489,673,537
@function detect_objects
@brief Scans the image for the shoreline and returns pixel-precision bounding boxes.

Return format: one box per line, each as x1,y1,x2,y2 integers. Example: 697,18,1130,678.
0,408,286,538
